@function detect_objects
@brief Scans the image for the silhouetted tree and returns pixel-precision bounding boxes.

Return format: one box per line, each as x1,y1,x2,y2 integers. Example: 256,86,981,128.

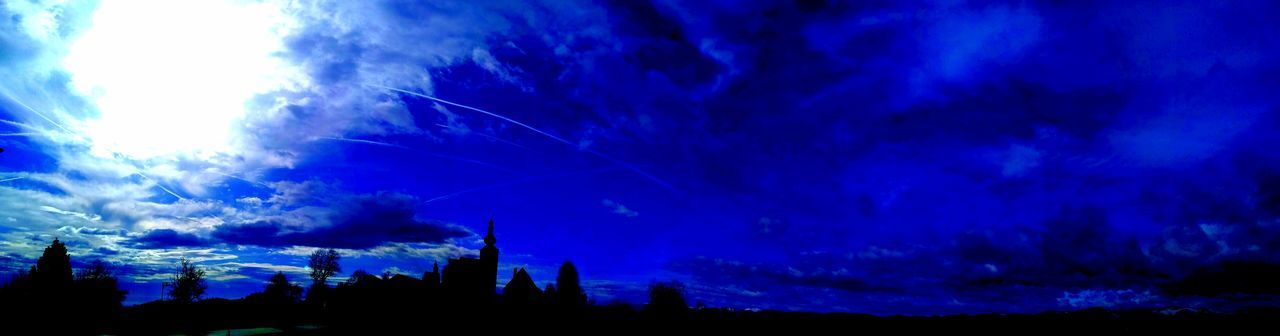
0,241,127,333
556,261,587,309
306,248,340,304
32,238,73,290
646,281,688,315
0,265,35,312
308,248,341,286
544,283,558,304
169,258,207,303
2,268,33,291
74,260,126,309
256,272,303,305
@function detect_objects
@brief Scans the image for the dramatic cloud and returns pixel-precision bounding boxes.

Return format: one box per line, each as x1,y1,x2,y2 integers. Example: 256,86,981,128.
127,229,213,249
4,0,1280,312
213,192,472,249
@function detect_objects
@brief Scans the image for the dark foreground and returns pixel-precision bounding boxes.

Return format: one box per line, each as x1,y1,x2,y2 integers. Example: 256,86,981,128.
2,300,1277,335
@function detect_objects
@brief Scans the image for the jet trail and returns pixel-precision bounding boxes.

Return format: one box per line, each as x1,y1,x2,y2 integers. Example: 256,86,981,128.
0,176,26,183
423,167,622,204
2,93,202,201
0,132,37,137
367,84,573,145
0,119,41,131
581,148,676,191
317,136,410,149
317,136,515,173
209,171,272,189
135,171,186,200
370,85,676,191
0,91,74,135
434,123,527,149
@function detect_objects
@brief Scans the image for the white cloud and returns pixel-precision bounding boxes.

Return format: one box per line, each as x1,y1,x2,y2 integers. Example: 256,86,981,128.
601,199,639,218
38,205,101,222
0,0,615,291
64,0,305,160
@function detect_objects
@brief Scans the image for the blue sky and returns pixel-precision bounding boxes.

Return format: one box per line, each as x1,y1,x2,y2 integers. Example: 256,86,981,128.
2,0,1280,314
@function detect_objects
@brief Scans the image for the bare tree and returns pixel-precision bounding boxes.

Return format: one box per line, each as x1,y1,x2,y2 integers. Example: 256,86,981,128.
308,248,342,286
169,258,206,303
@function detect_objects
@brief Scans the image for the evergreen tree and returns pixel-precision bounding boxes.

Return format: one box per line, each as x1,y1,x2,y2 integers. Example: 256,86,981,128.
32,238,73,290
556,261,587,309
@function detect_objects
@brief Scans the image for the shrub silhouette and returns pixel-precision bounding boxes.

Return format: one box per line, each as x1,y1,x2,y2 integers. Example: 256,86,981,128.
247,271,303,305
646,281,689,315
74,260,127,310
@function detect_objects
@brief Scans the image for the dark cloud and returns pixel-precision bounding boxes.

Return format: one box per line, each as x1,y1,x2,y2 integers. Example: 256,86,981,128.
214,192,472,249
1165,261,1280,297
92,246,120,256
126,229,214,249
670,205,1280,312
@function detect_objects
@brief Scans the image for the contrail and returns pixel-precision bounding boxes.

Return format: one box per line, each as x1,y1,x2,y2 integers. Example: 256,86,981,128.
317,136,515,173
424,167,621,204
0,132,36,137
0,119,41,131
0,176,26,183
580,148,676,191
135,171,186,200
317,136,410,149
0,91,74,135
367,84,573,145
2,93,202,200
208,171,271,189
435,123,526,149
370,85,676,191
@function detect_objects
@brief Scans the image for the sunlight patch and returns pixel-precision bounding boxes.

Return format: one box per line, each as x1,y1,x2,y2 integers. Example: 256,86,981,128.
63,0,303,160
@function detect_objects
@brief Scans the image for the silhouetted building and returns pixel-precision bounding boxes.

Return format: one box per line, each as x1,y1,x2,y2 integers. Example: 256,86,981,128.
442,219,499,302
422,262,441,291
502,267,542,306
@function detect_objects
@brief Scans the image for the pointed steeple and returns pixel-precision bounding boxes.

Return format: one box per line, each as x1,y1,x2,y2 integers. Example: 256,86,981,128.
483,218,496,246
432,262,439,273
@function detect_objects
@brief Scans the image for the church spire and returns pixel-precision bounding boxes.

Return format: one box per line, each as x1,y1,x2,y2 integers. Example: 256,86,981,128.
483,218,496,246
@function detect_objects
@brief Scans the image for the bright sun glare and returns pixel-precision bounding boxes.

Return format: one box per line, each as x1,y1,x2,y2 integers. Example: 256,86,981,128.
63,0,300,160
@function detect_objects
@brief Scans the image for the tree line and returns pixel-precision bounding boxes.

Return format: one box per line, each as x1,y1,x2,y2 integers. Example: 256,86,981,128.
0,239,692,334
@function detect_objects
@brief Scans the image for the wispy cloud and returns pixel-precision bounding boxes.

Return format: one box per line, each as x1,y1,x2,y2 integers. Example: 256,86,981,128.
601,199,639,218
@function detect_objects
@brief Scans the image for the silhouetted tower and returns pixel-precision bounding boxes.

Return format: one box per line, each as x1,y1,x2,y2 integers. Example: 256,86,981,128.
480,218,499,294
423,262,440,285
423,261,441,293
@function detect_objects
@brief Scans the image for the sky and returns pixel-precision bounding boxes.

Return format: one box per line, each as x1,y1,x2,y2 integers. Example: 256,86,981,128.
2,0,1280,314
